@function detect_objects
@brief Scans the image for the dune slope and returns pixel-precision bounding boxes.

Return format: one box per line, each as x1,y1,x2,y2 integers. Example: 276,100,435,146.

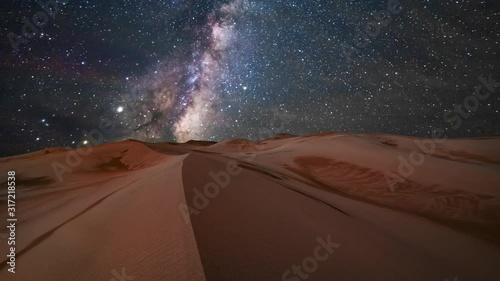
0,133,499,280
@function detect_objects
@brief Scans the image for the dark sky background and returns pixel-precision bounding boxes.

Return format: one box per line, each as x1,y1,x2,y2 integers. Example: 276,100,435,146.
0,0,499,156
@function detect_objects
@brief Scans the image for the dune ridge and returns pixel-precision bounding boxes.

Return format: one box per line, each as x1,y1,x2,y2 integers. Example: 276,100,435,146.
0,133,499,280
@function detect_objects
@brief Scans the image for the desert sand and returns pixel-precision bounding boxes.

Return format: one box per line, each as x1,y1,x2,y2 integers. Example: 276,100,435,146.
0,133,499,280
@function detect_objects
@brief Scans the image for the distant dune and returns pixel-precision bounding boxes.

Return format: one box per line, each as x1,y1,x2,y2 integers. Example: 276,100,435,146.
0,133,499,280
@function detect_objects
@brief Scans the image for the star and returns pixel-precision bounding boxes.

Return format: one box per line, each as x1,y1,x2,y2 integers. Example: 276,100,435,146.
0,0,499,156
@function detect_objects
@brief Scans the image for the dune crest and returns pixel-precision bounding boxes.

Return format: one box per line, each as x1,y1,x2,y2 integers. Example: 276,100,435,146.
1,133,499,280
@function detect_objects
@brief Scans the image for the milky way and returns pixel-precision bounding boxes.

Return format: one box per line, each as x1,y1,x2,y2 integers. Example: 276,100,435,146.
115,0,247,142
1,0,499,156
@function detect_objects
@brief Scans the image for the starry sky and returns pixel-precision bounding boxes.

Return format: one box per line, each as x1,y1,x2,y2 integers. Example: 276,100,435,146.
1,0,499,156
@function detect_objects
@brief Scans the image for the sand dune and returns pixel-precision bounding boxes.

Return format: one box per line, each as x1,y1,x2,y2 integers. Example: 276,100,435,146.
0,133,499,280
0,141,205,281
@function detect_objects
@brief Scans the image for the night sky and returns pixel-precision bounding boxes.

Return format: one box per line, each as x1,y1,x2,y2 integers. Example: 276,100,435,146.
1,0,499,156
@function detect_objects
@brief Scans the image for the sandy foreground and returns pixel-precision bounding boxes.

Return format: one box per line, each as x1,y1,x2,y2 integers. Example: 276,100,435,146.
0,133,499,280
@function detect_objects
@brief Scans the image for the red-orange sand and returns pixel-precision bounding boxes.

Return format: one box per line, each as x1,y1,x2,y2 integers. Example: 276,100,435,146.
0,133,499,280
